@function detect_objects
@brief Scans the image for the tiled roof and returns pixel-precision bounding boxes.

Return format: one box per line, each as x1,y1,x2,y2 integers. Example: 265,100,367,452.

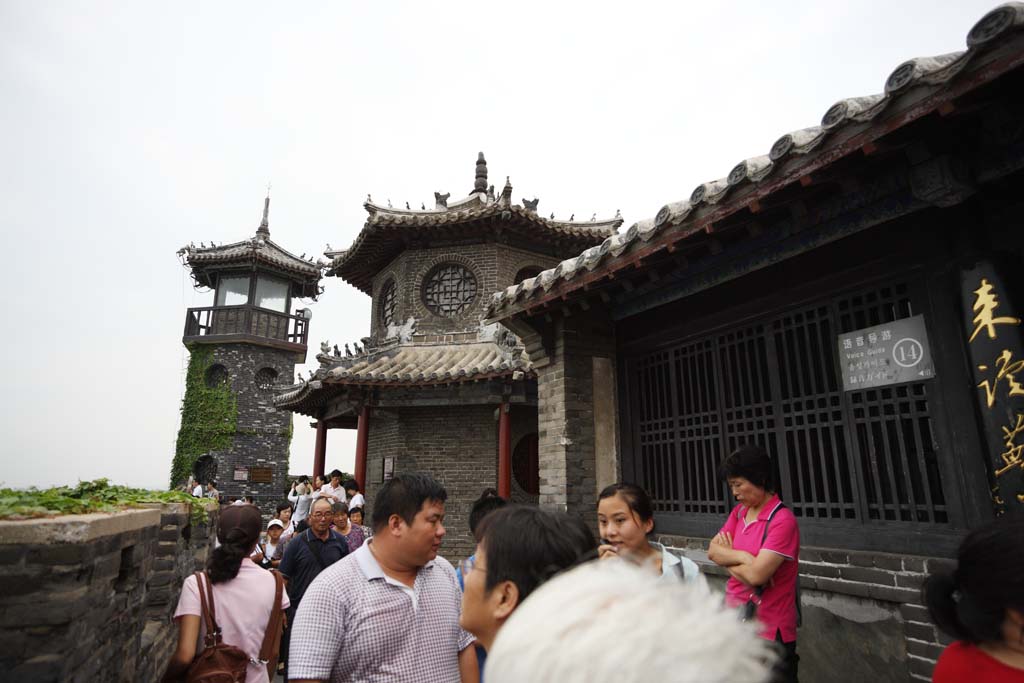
327,175,622,293
486,2,1024,320
273,339,531,411
181,236,324,295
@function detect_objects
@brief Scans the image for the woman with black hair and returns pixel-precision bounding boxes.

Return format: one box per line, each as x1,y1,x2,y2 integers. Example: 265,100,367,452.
596,482,706,588
708,444,800,683
163,505,290,683
924,516,1024,681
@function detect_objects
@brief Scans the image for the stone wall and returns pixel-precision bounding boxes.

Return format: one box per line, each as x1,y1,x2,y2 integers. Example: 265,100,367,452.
366,404,499,562
0,502,218,683
658,533,951,683
369,243,561,340
205,342,295,512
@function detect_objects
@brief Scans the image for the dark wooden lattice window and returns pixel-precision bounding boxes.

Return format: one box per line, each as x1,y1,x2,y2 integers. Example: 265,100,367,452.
423,264,477,316
380,280,397,327
255,367,278,391
627,279,951,539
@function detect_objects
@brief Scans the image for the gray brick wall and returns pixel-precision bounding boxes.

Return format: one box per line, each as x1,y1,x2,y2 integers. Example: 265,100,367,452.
198,343,297,513
0,503,219,682
365,405,499,562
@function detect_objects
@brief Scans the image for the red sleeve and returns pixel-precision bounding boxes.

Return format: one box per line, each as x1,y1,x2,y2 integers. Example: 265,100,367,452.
761,508,799,559
719,507,740,536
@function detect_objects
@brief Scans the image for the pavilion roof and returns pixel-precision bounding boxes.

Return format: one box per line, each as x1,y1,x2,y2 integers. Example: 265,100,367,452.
179,197,324,297
274,332,532,415
326,157,622,294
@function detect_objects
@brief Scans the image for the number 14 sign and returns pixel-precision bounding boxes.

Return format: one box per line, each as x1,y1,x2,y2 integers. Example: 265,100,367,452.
837,314,936,391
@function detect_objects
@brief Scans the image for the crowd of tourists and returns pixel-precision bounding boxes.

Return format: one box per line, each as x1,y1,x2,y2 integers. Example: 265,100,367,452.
162,448,1024,682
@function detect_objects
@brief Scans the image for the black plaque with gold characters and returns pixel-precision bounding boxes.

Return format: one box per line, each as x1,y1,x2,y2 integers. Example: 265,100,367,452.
961,261,1024,515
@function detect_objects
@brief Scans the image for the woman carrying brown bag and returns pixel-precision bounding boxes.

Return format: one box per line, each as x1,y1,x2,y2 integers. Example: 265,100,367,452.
163,504,289,682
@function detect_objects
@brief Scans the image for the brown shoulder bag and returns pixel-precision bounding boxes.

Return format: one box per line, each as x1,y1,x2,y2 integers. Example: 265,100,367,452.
182,569,285,682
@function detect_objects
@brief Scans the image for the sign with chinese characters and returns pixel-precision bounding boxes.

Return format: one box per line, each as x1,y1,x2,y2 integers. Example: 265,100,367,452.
382,457,395,482
961,261,1024,514
233,467,249,482
837,315,935,391
249,467,274,484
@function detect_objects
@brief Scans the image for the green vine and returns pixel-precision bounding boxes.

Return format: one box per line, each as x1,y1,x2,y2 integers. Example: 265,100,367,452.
0,479,215,526
169,345,238,488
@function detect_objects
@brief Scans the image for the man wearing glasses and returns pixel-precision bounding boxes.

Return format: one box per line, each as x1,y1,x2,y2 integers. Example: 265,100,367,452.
278,496,350,678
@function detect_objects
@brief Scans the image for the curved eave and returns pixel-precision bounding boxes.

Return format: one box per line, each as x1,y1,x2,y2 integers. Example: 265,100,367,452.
485,4,1024,321
328,205,622,293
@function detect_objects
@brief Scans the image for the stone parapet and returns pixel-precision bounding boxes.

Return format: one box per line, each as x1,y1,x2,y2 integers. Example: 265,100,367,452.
0,502,218,682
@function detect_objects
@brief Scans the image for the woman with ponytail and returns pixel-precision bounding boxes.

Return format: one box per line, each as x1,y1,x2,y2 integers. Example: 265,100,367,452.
163,504,290,683
924,515,1024,682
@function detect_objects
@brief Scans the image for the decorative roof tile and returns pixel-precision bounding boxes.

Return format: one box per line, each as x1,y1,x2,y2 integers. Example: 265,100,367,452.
327,156,623,293
485,2,1024,321
273,339,532,412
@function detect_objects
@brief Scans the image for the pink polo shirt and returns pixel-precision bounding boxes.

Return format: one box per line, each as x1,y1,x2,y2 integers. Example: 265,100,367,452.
719,495,800,642
174,558,290,683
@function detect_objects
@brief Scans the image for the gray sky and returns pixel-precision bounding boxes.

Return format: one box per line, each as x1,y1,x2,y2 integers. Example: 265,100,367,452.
0,1,997,490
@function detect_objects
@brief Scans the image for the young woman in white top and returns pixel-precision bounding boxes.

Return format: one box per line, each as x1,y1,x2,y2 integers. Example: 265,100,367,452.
597,482,707,589
343,478,365,511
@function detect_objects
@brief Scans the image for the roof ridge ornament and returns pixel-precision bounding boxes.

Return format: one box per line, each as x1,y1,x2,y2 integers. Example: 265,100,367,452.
500,177,513,206
474,152,488,194
256,192,270,239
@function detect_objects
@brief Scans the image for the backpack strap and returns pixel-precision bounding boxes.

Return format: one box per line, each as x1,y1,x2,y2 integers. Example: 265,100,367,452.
194,571,221,647
254,571,286,677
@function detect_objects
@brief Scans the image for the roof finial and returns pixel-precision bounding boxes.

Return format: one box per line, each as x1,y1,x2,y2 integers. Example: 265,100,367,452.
257,186,271,238
500,176,513,206
474,152,488,194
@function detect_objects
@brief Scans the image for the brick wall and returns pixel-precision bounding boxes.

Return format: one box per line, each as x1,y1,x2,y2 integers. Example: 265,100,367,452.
365,405,498,562
0,503,218,682
657,533,951,683
368,243,562,340
532,312,616,518
202,343,296,512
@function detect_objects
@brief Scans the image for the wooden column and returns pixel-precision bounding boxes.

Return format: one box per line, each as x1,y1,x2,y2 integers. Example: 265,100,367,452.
497,401,512,499
313,421,327,482
354,406,370,489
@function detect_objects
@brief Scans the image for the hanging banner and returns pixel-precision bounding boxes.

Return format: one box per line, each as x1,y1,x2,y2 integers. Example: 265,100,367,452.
837,315,935,391
961,261,1024,515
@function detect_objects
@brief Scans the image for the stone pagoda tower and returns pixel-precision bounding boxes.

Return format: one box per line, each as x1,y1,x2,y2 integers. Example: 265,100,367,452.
275,154,620,557
173,198,323,509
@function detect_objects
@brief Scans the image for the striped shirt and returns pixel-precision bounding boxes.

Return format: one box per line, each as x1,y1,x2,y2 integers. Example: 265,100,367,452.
289,540,474,682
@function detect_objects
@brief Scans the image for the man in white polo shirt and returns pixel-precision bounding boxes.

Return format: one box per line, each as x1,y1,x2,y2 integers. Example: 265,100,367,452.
289,473,477,683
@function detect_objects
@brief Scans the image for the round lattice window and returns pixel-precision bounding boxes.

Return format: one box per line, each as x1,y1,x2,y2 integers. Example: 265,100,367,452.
204,364,228,388
255,367,278,391
422,264,477,317
380,280,397,327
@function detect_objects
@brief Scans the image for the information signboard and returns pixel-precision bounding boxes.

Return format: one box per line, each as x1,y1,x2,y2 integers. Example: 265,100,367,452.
233,467,248,482
249,467,273,484
837,314,935,391
382,457,395,482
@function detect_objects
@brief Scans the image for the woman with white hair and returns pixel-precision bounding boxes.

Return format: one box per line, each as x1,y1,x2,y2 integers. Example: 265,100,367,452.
484,560,773,683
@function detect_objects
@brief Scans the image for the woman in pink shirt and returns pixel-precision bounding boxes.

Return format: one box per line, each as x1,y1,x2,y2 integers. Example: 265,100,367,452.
924,516,1024,682
162,504,290,683
708,444,800,683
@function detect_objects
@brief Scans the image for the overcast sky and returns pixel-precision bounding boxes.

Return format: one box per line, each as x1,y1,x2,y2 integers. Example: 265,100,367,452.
0,1,998,490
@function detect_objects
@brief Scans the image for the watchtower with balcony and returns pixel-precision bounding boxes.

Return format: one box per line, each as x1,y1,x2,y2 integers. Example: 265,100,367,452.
173,197,323,507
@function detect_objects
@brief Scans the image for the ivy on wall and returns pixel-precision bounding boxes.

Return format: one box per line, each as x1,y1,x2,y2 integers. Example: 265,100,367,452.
169,345,238,487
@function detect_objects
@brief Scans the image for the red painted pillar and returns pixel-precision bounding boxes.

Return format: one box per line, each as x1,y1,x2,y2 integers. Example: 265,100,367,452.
313,421,327,481
354,406,370,489
497,401,512,499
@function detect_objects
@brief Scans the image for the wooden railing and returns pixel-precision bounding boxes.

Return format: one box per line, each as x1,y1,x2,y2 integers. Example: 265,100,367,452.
183,305,309,348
